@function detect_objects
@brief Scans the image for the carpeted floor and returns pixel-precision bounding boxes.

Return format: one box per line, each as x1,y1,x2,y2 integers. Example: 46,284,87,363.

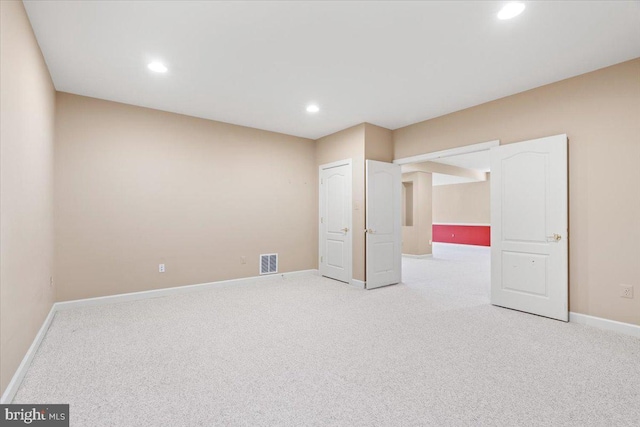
13,243,640,426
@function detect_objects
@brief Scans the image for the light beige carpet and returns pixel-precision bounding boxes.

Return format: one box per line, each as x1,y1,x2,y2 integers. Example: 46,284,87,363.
13,244,640,426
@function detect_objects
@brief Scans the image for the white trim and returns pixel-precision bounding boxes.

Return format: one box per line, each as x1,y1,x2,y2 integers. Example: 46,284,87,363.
318,159,353,284
569,312,640,339
350,279,366,289
319,158,352,170
56,269,318,311
432,242,491,249
0,269,319,403
402,253,433,259
1,306,57,404
432,223,491,227
393,140,500,165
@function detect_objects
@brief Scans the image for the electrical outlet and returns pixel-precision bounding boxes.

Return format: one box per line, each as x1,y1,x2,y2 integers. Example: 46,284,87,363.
620,284,633,299
159,264,165,273
240,256,246,265
429,239,432,245
50,276,54,287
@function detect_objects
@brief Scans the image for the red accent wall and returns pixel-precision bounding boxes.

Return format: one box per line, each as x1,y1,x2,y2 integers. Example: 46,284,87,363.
432,224,490,246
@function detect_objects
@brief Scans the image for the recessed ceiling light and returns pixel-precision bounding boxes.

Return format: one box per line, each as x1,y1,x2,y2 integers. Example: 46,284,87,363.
147,62,168,73
306,104,320,113
497,2,525,20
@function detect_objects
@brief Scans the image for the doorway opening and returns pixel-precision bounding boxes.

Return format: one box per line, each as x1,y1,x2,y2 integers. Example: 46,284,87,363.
398,142,493,302
394,135,569,322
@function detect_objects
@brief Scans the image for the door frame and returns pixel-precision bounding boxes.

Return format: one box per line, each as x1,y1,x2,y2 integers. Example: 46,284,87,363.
318,159,353,283
393,140,500,165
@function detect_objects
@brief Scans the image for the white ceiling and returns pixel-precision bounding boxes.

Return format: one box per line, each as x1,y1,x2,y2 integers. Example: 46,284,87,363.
24,1,640,139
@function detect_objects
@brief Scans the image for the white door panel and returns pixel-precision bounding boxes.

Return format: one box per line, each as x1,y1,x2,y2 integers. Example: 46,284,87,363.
326,173,346,232
502,152,547,242
491,134,568,321
319,161,352,283
366,160,401,289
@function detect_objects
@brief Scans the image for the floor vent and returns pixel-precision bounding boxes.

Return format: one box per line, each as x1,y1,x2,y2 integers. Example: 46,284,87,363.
260,253,278,275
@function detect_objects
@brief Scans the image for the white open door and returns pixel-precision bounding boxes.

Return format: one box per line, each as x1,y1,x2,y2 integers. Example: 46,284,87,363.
366,160,402,289
319,160,352,283
490,134,568,321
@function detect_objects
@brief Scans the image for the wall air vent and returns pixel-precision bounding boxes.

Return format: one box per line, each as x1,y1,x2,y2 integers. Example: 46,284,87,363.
260,253,278,275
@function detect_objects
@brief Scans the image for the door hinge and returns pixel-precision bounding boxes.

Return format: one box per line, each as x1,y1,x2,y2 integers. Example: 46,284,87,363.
320,256,323,263
321,178,323,185
320,217,323,223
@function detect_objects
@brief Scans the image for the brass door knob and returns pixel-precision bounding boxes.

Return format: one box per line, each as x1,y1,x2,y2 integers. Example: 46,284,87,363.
547,233,562,242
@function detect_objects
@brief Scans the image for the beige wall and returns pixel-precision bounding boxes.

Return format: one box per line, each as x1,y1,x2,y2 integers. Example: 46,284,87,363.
402,172,433,255
433,180,490,225
0,0,56,395
364,123,394,163
316,124,365,281
55,93,317,301
394,58,640,326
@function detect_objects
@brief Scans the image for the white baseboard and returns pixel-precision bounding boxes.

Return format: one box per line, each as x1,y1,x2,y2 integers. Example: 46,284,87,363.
402,253,433,259
56,269,319,311
570,312,640,338
1,306,57,404
432,242,490,249
0,269,318,403
350,279,366,289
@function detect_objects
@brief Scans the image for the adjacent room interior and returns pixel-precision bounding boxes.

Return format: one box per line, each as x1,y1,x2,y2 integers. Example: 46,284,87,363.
1,1,639,425
400,144,493,298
